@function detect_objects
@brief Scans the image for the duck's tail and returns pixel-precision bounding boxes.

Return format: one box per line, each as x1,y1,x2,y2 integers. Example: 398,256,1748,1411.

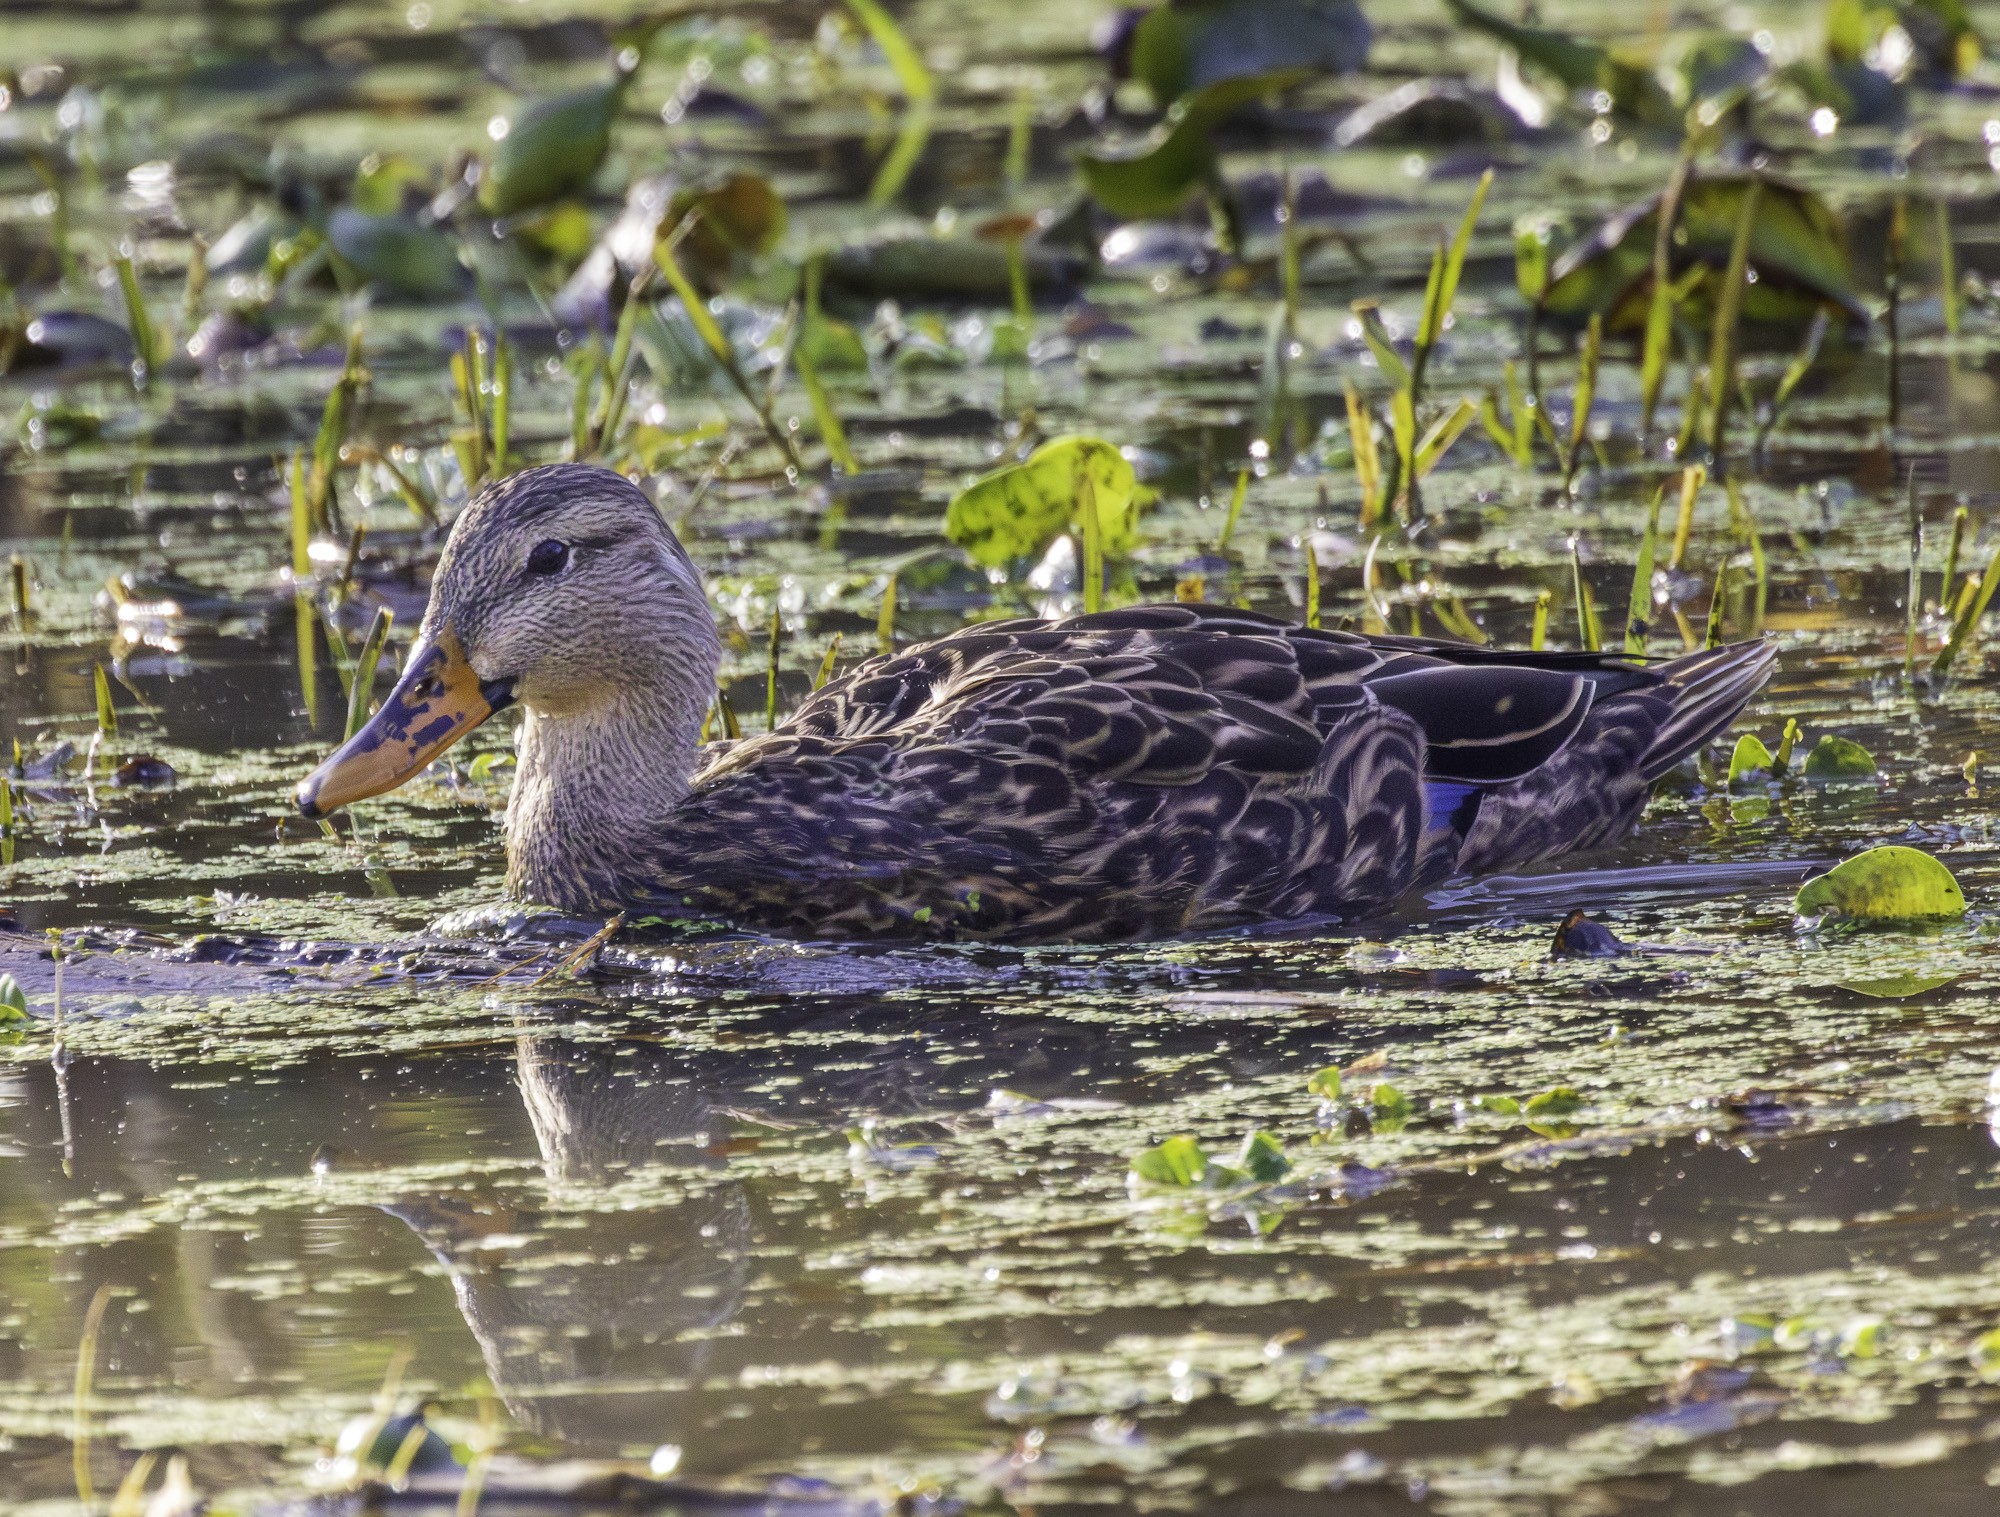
1640,639,1778,782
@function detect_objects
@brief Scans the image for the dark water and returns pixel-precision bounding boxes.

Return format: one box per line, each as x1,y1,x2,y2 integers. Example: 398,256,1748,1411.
7,0,2000,1510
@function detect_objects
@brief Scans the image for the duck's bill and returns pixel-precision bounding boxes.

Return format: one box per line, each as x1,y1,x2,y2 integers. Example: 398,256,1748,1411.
295,630,515,819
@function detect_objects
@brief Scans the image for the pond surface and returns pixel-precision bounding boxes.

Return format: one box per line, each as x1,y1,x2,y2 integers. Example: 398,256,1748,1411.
8,0,2000,1511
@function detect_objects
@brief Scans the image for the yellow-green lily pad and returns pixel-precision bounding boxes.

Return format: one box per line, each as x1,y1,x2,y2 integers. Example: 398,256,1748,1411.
1795,845,1966,922
1727,732,1774,785
1802,734,1877,780
1836,972,1960,999
945,436,1140,567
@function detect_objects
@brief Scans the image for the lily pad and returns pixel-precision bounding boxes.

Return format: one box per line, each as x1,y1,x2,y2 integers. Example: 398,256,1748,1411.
1441,0,1677,126
824,236,1087,302
1795,845,1966,922
1235,1129,1291,1182
1801,734,1877,780
481,80,624,217
945,436,1140,567
1130,0,1369,105
1079,69,1309,222
1728,732,1775,785
1837,972,1961,998
671,173,788,290
326,209,467,300
1131,1133,1211,1186
1541,174,1864,332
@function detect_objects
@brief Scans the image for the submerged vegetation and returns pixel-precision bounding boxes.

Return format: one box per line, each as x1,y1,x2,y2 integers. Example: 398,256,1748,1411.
6,0,2000,1508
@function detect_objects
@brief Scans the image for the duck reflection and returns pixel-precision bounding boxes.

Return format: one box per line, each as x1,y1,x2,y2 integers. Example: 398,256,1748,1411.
379,1032,751,1453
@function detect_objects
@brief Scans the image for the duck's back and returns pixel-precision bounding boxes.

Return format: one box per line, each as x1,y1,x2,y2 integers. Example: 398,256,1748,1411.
642,605,1771,942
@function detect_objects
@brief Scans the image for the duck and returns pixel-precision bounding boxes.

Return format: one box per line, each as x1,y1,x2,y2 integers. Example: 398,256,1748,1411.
296,462,1775,943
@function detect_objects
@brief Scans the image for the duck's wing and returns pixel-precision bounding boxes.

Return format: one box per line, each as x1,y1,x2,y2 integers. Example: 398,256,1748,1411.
669,610,1427,940
1451,637,1778,874
662,608,1772,940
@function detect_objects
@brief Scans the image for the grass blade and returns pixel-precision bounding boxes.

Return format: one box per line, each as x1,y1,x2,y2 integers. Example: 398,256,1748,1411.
490,330,512,477
344,607,393,741
1725,478,1767,633
795,349,856,473
1346,381,1382,525
1563,315,1600,493
1080,476,1104,613
877,571,898,654
1218,468,1249,550
1624,483,1665,654
1932,530,2000,679
1704,179,1761,461
1350,303,1410,391
1638,155,1692,439
1414,168,1491,386
655,237,806,473
74,1283,113,1514
1414,397,1478,478
814,633,844,691
1939,198,1960,339
1668,463,1707,570
93,663,117,737
1571,540,1600,651
113,254,160,382
1531,588,1550,650
843,0,934,103
1305,538,1321,629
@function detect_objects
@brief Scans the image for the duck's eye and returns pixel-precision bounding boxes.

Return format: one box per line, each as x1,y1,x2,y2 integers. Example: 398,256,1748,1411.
525,539,570,577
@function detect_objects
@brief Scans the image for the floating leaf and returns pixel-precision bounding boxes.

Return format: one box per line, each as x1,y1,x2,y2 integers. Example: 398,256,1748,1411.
1441,0,1677,125
1476,1093,1522,1115
1079,69,1308,222
1971,1325,2000,1377
1306,1065,1342,1101
1541,174,1863,332
1801,734,1877,780
1795,845,1966,922
0,974,26,1022
945,436,1139,567
327,209,466,299
481,81,624,217
1837,972,1960,999
1727,732,1775,784
352,154,431,216
1130,0,1369,105
1370,1083,1412,1120
1523,1086,1584,1120
825,236,1085,303
1234,1129,1291,1182
1130,1134,1211,1186
671,173,788,289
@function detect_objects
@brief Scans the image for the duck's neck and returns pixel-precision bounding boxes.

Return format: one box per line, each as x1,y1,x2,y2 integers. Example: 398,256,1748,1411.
504,685,703,912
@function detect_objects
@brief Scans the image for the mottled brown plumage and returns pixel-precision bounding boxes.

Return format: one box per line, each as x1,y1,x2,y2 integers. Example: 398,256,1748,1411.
297,464,1776,944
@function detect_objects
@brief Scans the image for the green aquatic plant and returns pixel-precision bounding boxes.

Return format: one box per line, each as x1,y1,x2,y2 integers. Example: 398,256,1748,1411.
1079,70,1308,243
1541,175,1861,335
1129,1129,1291,1190
944,436,1141,568
112,253,166,386
1128,0,1369,104
1801,734,1876,780
1442,0,1677,125
844,0,935,205
1796,845,1965,921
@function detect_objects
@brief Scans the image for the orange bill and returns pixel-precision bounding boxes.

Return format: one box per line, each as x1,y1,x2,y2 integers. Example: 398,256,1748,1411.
295,629,514,818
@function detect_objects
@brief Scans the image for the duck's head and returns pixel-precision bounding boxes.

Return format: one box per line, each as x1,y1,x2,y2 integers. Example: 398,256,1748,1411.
297,463,717,819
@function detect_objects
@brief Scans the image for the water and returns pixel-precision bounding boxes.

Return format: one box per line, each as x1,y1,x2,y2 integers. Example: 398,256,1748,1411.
6,0,2000,1509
